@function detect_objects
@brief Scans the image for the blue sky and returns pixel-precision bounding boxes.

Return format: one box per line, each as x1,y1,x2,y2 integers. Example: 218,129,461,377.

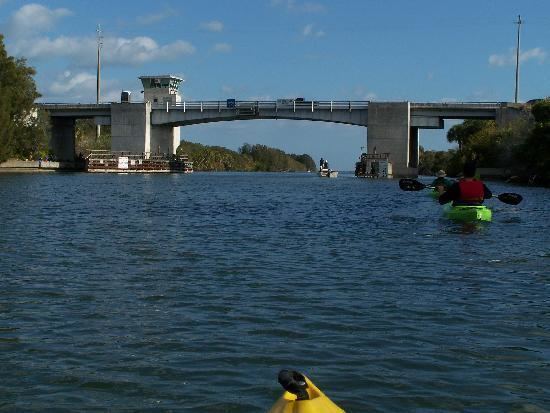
1,0,549,169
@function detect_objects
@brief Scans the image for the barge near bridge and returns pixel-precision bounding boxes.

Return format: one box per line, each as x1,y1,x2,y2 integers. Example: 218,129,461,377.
86,150,193,173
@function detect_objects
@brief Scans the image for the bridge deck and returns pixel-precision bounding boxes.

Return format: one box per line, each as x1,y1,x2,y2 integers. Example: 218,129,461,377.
37,101,507,124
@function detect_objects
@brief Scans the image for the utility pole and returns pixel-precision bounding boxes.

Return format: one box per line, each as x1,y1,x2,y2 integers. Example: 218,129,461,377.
514,15,522,103
96,24,103,138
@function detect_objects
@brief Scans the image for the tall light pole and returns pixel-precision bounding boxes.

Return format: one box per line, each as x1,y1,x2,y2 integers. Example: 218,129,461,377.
96,24,103,138
514,15,522,103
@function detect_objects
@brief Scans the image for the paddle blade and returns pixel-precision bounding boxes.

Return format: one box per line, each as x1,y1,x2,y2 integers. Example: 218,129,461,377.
497,193,523,205
399,179,427,191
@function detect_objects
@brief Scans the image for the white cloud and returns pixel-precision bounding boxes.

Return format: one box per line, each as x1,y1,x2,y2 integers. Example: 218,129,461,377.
136,9,175,25
104,37,195,65
488,53,509,67
201,20,223,32
353,86,376,101
7,3,72,37
489,47,546,66
10,35,195,66
302,23,324,37
49,71,95,95
11,36,93,62
5,3,195,67
45,70,121,102
520,47,546,63
271,0,325,13
213,43,232,53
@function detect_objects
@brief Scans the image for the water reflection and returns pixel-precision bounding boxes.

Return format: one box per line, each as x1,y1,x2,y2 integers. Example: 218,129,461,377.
444,221,488,234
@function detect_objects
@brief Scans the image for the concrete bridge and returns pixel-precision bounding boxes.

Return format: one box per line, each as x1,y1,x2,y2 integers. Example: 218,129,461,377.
40,99,524,177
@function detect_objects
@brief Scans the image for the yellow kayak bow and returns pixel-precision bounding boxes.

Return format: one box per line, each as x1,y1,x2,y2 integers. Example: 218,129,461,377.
268,370,345,413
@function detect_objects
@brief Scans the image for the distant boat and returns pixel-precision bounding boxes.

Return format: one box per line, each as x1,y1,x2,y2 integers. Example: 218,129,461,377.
318,157,338,178
318,167,338,178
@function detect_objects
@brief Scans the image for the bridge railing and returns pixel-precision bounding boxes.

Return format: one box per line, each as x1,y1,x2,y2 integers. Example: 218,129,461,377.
152,100,370,112
37,103,112,109
411,102,505,109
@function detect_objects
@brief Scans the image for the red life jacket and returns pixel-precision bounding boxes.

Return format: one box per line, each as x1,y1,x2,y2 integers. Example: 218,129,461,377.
458,179,484,203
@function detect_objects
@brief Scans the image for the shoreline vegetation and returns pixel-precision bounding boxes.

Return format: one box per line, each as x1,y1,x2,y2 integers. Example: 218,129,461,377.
176,140,316,172
419,99,550,187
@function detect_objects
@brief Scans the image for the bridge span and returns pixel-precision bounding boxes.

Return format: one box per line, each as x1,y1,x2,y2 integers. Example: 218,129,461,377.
39,99,524,177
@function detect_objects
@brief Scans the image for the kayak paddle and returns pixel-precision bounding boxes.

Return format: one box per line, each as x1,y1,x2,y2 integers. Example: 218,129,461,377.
494,192,523,205
398,178,523,205
398,178,433,191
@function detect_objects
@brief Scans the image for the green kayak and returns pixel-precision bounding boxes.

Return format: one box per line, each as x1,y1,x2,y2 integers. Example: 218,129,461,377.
443,204,492,222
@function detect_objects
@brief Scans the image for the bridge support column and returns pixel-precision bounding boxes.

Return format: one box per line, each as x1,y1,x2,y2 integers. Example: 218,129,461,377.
496,104,530,128
150,125,180,155
111,102,151,155
111,102,180,155
409,126,419,168
367,102,418,177
50,117,75,161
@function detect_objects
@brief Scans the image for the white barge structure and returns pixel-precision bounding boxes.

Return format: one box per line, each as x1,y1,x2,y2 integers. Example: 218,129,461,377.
86,150,193,173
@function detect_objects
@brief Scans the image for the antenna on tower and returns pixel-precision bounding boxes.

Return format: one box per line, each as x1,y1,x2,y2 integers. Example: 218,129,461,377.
96,24,103,139
514,15,522,103
96,24,103,104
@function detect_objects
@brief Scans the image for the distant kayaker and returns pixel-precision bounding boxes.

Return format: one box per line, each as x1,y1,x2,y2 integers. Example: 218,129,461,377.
431,170,454,194
439,162,492,206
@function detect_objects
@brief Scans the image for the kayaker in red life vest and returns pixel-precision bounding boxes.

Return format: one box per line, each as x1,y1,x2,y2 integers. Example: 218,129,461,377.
439,162,492,206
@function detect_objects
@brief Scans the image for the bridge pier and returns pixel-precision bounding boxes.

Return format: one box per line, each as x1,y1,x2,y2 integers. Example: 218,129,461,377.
496,104,530,127
111,102,180,156
111,102,151,154
367,102,418,177
151,124,180,155
50,117,75,161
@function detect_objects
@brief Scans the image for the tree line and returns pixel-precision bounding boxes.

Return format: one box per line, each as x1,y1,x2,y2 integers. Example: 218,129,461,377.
419,99,550,186
0,35,50,163
177,140,316,172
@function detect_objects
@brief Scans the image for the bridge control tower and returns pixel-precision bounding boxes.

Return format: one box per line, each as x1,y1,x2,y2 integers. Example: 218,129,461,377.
111,75,184,156
139,75,183,105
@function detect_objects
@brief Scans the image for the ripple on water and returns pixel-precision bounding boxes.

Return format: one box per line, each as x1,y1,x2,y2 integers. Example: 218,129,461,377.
0,173,549,412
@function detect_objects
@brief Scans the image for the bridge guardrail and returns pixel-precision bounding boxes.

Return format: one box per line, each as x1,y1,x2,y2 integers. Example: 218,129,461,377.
37,103,112,108
152,100,370,112
411,102,505,109
37,101,510,113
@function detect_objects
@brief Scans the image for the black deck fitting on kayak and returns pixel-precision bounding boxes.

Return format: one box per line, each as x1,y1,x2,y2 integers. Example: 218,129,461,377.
278,369,310,400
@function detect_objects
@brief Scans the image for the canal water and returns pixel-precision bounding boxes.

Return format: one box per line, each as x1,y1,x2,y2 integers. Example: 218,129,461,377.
0,172,549,412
